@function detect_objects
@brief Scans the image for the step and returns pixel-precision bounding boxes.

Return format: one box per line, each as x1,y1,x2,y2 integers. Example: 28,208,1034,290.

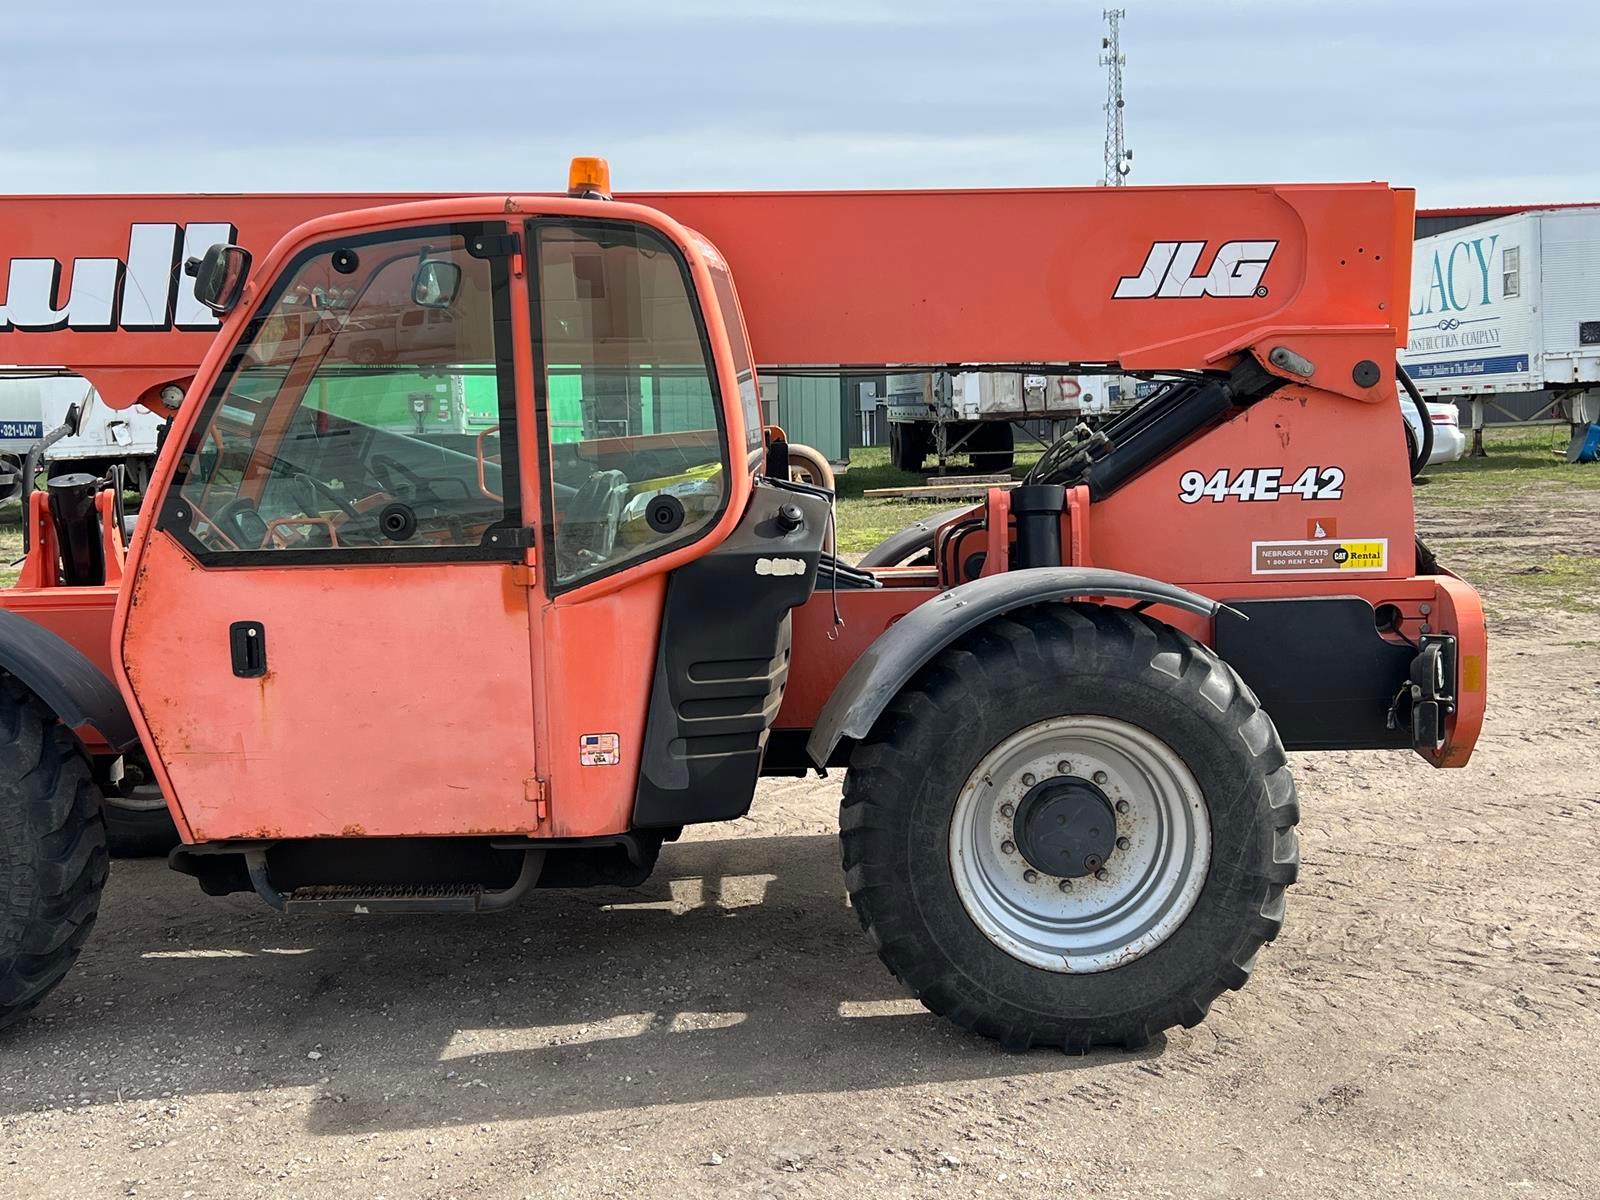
283,882,486,914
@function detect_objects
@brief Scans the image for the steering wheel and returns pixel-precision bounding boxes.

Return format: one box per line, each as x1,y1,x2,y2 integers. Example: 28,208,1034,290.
369,453,429,496
290,472,384,542
556,469,629,578
369,453,472,503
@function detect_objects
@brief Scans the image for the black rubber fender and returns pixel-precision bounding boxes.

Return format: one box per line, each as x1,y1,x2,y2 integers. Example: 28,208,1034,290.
806,567,1226,766
857,506,975,569
0,609,138,752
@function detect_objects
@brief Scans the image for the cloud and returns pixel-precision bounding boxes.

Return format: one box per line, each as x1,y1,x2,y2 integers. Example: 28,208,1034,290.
3,0,1596,204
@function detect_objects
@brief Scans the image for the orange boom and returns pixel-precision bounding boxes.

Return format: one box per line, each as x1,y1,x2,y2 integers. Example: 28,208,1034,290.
0,163,1482,1050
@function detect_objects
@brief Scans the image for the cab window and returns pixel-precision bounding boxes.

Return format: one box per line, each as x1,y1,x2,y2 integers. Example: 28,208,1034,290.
165,224,518,560
706,260,763,462
534,220,728,588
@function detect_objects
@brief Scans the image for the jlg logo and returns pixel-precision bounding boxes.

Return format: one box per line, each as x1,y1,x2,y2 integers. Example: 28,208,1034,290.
1113,240,1278,299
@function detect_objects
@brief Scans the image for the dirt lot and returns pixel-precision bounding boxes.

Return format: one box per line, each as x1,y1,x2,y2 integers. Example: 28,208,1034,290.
3,453,1599,1198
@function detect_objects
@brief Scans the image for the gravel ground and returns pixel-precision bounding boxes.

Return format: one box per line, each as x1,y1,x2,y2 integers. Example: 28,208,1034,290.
2,488,1597,1199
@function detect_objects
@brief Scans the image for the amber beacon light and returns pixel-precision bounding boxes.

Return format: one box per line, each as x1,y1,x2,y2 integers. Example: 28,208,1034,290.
567,157,613,199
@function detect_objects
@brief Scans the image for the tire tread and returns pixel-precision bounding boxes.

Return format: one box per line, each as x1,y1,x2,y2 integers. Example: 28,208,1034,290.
0,680,108,1031
840,603,1300,1052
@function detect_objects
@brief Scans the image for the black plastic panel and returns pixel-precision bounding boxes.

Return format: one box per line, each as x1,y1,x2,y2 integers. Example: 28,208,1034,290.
1214,597,1413,750
632,479,832,827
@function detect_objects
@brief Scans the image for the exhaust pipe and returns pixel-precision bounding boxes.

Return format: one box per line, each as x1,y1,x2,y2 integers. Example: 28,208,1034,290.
1010,483,1066,569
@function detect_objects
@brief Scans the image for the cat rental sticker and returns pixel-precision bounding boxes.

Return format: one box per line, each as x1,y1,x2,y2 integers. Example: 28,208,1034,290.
1252,538,1387,575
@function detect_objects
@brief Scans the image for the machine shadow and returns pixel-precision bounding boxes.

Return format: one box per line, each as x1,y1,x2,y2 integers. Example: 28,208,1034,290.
3,831,1161,1132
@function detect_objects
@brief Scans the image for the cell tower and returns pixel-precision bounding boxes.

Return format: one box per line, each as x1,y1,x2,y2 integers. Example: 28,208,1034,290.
1100,9,1132,186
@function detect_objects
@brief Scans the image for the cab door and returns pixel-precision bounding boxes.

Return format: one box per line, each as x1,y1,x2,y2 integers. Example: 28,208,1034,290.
119,220,544,840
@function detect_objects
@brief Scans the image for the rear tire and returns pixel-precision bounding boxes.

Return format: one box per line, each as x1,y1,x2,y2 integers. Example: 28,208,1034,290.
889,422,927,473
103,795,178,857
840,604,1299,1051
0,684,109,1030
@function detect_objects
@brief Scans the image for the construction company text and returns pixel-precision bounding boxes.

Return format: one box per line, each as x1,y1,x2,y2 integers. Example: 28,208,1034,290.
0,223,235,332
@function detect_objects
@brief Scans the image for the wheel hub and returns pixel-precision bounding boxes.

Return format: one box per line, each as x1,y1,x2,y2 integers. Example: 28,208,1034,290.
948,714,1212,973
1013,776,1115,878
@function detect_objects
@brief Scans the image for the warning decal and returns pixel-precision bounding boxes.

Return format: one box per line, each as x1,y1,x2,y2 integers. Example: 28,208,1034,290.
579,732,621,766
1252,538,1387,575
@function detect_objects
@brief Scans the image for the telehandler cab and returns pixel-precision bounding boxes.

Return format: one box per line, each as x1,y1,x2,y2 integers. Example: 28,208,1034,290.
0,160,1484,1050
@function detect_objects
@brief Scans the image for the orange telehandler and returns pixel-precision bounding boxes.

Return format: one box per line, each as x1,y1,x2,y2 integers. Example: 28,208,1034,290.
0,160,1484,1050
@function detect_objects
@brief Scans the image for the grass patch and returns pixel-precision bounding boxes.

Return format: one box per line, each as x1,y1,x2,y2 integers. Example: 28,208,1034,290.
0,503,23,589
1422,425,1600,501
835,444,1044,555
1456,551,1600,616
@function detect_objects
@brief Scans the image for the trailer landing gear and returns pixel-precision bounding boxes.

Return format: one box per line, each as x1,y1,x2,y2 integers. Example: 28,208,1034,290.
840,603,1299,1051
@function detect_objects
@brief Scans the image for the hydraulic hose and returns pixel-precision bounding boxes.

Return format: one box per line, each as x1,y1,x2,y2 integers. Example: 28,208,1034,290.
1396,363,1433,479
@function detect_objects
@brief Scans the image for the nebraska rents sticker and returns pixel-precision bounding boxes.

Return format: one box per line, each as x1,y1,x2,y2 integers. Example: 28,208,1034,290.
1251,539,1388,574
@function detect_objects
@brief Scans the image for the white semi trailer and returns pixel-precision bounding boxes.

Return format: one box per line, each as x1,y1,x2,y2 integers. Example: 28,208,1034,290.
1399,206,1600,458
884,370,1138,473
0,376,165,499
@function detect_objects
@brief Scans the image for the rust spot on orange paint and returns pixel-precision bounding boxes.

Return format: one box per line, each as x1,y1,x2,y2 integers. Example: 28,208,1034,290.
340,824,366,837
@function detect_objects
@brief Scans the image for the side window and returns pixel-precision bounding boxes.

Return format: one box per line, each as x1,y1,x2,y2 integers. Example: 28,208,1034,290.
706,260,764,463
166,224,517,559
1502,245,1520,298
535,220,728,588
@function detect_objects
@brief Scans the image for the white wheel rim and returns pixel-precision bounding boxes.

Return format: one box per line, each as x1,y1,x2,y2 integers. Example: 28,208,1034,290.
948,715,1211,973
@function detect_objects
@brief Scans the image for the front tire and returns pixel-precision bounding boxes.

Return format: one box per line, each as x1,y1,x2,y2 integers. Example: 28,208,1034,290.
0,684,109,1030
840,604,1299,1051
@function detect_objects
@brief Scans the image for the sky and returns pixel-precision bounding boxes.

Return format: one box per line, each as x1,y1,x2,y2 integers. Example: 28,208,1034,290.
4,0,1599,206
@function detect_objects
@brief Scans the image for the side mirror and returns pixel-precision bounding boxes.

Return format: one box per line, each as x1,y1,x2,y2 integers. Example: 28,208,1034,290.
412,258,462,309
185,244,253,315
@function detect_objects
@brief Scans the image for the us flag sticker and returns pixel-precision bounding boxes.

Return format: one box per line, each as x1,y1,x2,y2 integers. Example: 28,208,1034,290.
580,733,621,766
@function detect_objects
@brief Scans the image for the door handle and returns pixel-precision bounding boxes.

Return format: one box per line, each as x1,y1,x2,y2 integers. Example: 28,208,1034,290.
230,621,267,678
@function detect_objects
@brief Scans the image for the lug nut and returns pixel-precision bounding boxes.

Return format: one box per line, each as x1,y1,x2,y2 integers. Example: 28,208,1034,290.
1093,771,1108,785
1001,840,1016,855
1000,802,1014,818
1057,761,1071,775
1023,869,1039,883
1058,879,1072,893
1095,868,1110,881
1115,799,1130,814
1116,837,1130,851
1021,773,1036,787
